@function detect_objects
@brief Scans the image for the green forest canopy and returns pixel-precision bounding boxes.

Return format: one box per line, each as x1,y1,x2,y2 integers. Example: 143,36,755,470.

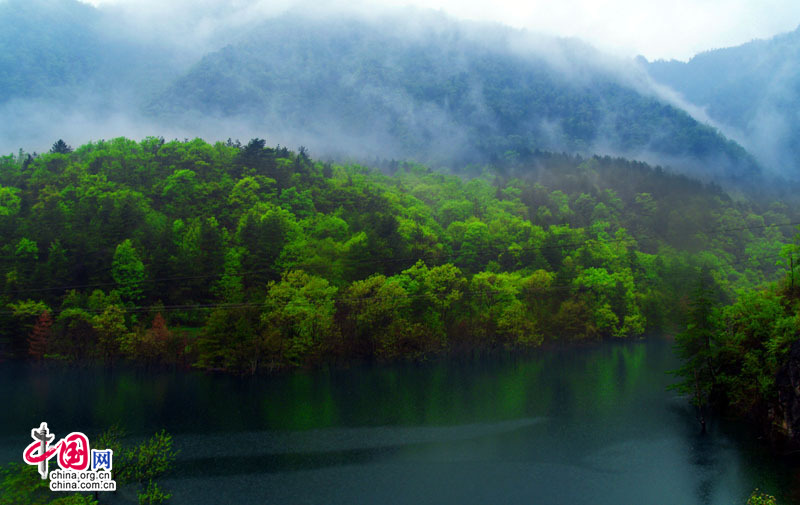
0,137,797,372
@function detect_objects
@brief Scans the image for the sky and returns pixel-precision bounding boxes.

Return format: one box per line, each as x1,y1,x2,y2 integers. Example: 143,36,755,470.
78,0,800,61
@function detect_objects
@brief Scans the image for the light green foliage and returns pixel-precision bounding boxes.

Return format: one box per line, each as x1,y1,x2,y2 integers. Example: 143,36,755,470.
262,270,338,365
548,190,573,222
573,267,620,334
236,203,300,287
340,274,413,358
714,289,797,411
95,427,177,487
0,185,21,216
112,239,145,304
279,216,358,284
228,176,263,209
161,169,200,216
396,261,466,340
214,246,246,303
91,304,127,359
497,299,540,346
468,271,537,345
2,136,797,372
85,427,177,504
438,199,473,226
747,490,777,505
15,237,38,261
139,481,172,505
279,187,315,218
122,430,177,484
455,220,491,272
8,299,51,325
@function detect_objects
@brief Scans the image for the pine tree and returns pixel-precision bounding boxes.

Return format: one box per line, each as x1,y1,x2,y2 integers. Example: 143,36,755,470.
49,139,72,154
671,271,719,432
112,239,146,304
28,311,53,360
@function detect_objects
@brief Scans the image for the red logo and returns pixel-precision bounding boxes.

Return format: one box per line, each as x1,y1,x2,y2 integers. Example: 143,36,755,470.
23,423,91,478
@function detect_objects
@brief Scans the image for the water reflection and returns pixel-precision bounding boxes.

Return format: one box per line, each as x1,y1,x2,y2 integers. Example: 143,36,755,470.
0,339,794,504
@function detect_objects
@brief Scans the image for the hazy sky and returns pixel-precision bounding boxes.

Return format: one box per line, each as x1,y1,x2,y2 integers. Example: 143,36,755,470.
80,0,800,61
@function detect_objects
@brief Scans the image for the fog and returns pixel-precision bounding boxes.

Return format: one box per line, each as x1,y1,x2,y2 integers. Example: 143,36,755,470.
78,0,800,61
640,26,800,180
0,0,788,183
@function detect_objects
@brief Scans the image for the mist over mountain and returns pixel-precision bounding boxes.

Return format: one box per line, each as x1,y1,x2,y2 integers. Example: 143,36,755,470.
0,0,189,103
0,0,762,184
644,26,800,177
0,0,193,152
148,12,759,182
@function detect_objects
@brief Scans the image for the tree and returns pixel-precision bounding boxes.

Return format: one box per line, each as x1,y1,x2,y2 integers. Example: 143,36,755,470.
138,481,171,505
28,311,52,360
671,271,719,432
747,490,777,505
93,427,176,503
91,305,127,362
49,139,72,154
140,313,170,364
55,308,97,361
112,239,146,305
262,270,338,366
45,240,70,291
456,220,490,273
13,238,39,291
777,235,799,294
338,274,411,358
0,185,21,217
169,217,225,302
8,299,51,357
236,205,299,288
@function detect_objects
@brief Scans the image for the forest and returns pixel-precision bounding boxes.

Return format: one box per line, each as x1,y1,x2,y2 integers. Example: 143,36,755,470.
1,137,796,376
6,2,800,504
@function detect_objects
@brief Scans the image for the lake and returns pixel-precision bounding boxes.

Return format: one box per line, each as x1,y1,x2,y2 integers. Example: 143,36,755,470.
1,338,796,504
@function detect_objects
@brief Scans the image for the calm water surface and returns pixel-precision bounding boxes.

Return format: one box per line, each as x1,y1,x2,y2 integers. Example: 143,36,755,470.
1,338,797,504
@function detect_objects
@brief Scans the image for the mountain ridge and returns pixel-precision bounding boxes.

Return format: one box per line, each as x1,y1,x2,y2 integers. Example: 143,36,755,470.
0,0,762,185
644,24,800,177
149,12,759,181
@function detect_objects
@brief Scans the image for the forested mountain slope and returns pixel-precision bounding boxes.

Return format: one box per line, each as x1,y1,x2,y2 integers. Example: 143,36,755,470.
0,0,182,105
0,138,794,371
151,13,759,181
0,1,760,184
645,26,800,177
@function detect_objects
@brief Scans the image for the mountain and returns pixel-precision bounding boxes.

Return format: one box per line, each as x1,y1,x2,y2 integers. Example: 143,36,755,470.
0,0,105,101
0,0,184,105
150,12,759,181
0,1,760,183
0,0,186,152
645,26,800,176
